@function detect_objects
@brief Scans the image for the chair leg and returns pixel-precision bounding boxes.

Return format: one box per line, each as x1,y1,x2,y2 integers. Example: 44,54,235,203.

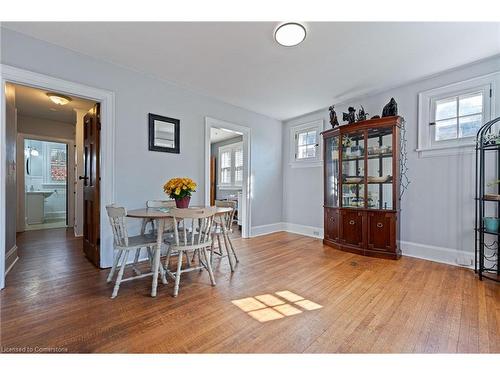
111,249,129,299
157,246,168,285
173,250,183,297
216,235,222,255
227,236,239,263
221,230,235,272
202,248,216,286
107,249,123,283
132,248,142,275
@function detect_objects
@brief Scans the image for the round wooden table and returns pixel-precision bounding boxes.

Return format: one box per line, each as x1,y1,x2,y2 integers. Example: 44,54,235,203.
127,206,232,297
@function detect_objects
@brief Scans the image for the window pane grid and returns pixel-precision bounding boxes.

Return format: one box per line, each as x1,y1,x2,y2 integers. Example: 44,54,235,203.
296,128,317,160
433,91,483,141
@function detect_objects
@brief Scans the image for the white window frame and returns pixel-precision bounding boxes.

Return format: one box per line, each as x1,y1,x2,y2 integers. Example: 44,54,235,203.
417,73,498,158
218,141,243,189
289,119,323,168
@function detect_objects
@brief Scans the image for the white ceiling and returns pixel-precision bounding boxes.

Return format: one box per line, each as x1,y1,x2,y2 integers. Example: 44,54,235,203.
210,127,241,143
12,83,96,123
4,22,500,120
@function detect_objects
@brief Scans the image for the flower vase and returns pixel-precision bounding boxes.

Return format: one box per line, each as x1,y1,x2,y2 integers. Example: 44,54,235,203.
175,196,191,208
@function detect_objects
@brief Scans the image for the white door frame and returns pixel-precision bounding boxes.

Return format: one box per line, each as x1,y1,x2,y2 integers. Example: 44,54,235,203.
0,64,116,289
205,117,251,238
17,133,76,232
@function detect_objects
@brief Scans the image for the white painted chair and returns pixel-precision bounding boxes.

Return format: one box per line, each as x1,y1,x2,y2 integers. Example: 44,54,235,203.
165,207,217,297
141,199,176,236
106,205,167,298
212,200,239,270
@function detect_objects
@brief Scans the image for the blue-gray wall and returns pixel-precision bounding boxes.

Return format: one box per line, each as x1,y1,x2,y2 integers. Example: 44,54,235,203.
1,28,284,235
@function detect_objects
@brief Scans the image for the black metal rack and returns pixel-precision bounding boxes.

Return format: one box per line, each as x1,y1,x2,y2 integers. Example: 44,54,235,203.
475,116,500,282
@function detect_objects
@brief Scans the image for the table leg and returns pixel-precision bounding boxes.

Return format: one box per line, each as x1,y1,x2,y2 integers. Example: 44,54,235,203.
151,218,165,297
220,220,235,272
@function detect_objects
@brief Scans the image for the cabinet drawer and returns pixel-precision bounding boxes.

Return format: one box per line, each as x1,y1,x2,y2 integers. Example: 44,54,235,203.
367,212,395,252
325,208,339,242
340,210,364,247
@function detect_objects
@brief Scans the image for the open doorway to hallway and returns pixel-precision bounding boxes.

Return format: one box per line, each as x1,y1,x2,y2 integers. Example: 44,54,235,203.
4,82,98,277
206,118,252,239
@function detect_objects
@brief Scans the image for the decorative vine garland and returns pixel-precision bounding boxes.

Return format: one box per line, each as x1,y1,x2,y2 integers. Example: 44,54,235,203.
399,118,410,200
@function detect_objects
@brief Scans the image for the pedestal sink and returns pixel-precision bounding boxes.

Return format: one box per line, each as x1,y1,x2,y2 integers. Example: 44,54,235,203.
26,191,54,224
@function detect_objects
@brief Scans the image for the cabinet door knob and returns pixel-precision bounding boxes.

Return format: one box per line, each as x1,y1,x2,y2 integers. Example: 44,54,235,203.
349,220,355,225
377,222,383,228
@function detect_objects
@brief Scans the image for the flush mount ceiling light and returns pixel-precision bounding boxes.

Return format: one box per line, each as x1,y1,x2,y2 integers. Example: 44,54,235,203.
47,92,72,106
274,22,306,47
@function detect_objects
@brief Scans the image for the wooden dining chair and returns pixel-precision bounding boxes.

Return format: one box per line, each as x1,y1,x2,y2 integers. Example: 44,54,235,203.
165,207,217,297
106,205,167,298
141,199,176,235
212,200,239,268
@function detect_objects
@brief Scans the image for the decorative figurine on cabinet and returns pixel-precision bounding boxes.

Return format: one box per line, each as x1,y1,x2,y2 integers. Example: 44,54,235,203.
328,105,339,128
382,98,398,117
356,106,368,122
371,115,381,119
342,107,356,124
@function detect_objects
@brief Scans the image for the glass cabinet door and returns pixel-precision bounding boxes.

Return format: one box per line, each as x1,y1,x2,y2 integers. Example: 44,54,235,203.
325,136,340,207
366,127,393,209
341,132,365,208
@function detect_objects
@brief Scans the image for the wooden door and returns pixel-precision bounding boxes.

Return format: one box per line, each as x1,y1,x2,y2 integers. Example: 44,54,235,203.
210,156,216,206
82,104,100,267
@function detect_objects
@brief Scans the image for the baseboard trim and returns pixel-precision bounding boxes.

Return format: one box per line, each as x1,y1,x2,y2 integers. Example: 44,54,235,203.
400,240,474,269
250,223,474,269
283,223,323,239
251,222,323,239
251,222,285,237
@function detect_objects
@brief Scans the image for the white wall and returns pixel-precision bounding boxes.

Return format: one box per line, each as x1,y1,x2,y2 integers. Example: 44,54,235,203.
17,114,75,140
282,56,500,266
1,28,283,235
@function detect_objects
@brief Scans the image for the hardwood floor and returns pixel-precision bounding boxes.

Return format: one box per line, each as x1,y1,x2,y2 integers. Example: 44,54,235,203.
1,228,498,353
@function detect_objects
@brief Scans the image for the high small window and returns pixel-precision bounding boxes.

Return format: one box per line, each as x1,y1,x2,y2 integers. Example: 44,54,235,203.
417,73,497,157
290,120,323,167
218,142,243,189
432,91,484,142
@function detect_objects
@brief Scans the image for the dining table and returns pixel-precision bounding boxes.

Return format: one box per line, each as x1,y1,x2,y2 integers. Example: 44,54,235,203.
127,206,233,297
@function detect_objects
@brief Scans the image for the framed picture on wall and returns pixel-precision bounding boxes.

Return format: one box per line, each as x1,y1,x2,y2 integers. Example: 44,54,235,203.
148,113,180,154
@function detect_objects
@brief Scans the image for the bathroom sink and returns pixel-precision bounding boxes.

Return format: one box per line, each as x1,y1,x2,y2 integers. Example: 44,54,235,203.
27,190,54,198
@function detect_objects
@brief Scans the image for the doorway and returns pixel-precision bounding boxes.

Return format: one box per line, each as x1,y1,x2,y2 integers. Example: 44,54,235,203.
1,66,115,289
23,138,69,231
205,117,251,238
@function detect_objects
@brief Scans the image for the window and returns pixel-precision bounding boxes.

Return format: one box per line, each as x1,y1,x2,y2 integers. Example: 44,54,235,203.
290,120,323,167
417,73,497,157
432,91,484,142
218,142,243,189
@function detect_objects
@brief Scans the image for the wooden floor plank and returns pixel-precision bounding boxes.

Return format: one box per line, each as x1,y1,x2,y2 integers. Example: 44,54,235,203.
0,228,498,353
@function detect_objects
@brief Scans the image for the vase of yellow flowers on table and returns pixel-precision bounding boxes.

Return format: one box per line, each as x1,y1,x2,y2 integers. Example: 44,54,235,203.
163,177,197,208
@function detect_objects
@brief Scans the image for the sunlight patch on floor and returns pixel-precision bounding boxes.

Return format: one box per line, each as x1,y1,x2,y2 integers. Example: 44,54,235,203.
231,290,322,323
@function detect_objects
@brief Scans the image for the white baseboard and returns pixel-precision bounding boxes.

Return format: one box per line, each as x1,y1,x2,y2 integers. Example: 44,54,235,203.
283,223,323,239
250,222,323,239
251,222,285,237
250,222,475,269
400,240,474,269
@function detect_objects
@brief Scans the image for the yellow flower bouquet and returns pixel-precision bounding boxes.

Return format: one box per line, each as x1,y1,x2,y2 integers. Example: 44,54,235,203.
163,177,197,208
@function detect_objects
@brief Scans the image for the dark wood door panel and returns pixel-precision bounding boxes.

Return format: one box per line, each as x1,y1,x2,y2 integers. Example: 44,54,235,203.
82,103,101,267
340,210,364,247
367,212,395,252
325,208,339,242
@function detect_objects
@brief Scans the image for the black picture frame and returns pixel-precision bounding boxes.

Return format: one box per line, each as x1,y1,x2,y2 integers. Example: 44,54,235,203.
148,113,180,154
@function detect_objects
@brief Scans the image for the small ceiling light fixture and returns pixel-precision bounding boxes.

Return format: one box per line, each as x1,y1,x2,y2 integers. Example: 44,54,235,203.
47,92,72,106
274,22,306,47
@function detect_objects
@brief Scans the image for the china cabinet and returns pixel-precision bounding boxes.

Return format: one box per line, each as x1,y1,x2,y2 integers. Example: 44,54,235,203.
322,116,402,259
